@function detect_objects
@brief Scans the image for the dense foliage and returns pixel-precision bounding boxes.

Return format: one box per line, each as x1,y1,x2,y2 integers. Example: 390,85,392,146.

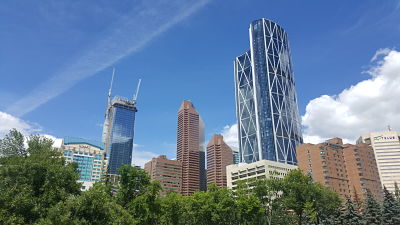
0,130,398,224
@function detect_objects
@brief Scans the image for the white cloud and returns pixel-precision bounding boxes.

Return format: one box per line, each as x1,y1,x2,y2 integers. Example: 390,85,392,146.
7,0,210,117
0,111,42,137
302,49,400,143
131,143,158,168
221,123,239,148
42,134,63,148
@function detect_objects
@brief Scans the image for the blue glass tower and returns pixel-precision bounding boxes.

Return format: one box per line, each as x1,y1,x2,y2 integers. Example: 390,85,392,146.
234,18,303,165
103,96,137,175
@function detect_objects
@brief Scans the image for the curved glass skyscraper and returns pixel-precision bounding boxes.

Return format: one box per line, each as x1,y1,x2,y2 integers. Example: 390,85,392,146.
234,18,302,165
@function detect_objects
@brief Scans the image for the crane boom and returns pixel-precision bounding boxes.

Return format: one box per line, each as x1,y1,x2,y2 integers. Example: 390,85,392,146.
133,79,141,104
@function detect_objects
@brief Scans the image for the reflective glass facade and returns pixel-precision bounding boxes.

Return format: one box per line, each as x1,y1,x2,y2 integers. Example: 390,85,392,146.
104,97,137,174
234,18,303,165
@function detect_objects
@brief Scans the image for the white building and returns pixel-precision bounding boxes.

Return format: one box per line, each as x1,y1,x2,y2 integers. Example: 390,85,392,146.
61,137,108,191
226,160,297,190
358,131,400,192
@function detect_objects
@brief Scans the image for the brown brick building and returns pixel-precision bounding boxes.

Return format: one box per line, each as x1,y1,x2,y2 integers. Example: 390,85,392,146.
144,155,182,196
177,100,201,196
206,134,233,188
297,138,382,200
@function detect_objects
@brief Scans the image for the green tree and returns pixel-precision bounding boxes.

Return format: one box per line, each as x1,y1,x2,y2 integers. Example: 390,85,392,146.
362,190,382,225
394,182,400,202
160,191,186,225
40,183,136,225
273,169,341,225
128,181,162,225
382,186,400,225
0,129,26,158
339,198,363,225
116,164,151,207
0,132,81,224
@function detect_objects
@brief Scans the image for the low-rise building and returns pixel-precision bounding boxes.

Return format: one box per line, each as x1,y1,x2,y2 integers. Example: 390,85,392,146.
226,160,297,190
144,155,182,195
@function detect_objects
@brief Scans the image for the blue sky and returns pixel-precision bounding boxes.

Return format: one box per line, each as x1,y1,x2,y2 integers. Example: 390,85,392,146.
1,0,400,166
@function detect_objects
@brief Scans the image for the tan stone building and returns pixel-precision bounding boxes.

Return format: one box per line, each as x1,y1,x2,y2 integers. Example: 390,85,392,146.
176,100,204,196
297,138,382,200
206,134,233,188
226,160,297,190
144,155,182,196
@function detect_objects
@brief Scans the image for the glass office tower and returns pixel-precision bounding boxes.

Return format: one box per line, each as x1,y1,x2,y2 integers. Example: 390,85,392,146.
103,96,137,175
234,18,302,165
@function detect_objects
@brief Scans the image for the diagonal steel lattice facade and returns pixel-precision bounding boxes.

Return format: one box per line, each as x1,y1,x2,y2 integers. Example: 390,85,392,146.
234,18,303,165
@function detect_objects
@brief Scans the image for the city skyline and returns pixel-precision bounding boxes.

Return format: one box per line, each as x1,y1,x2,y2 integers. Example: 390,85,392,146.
1,1,400,167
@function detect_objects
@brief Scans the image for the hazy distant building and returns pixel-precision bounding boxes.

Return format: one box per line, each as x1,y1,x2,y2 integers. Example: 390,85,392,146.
206,134,233,188
199,118,207,191
144,155,182,195
234,18,302,165
358,131,400,193
297,138,382,200
230,146,240,164
61,137,107,191
226,160,297,190
176,100,205,195
102,71,140,176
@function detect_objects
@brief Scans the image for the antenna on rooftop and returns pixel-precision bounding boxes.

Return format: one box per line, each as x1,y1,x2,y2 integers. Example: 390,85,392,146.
133,79,141,105
108,67,116,106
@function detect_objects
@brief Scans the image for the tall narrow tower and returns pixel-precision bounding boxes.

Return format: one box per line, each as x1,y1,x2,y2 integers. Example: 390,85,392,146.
102,69,140,175
234,18,302,165
207,134,233,188
177,100,203,195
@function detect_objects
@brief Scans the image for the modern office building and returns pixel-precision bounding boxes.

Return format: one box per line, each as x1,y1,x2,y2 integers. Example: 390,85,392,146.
358,131,400,193
234,18,302,165
144,155,182,196
102,70,140,176
176,100,205,195
231,146,240,164
226,160,297,190
61,137,108,191
206,134,233,188
297,138,382,200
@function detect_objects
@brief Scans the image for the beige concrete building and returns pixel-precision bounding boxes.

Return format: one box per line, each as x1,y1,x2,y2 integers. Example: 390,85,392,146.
206,134,233,188
226,160,297,190
144,155,182,196
297,138,382,200
358,131,400,193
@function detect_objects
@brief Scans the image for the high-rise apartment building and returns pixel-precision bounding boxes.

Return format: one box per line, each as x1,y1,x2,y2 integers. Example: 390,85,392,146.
226,160,297,190
234,18,302,165
176,100,205,195
297,138,382,200
102,70,140,175
206,134,233,188
144,155,182,196
61,137,107,191
358,131,400,193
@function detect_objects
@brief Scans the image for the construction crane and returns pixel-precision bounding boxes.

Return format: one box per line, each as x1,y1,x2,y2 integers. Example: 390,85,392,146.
133,79,141,105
